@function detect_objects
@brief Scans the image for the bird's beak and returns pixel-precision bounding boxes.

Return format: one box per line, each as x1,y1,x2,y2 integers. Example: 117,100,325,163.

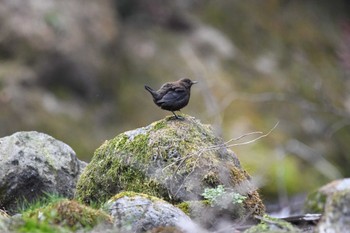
192,81,198,84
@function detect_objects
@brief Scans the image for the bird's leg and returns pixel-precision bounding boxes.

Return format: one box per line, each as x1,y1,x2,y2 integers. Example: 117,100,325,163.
178,110,184,118
172,111,179,119
171,111,184,120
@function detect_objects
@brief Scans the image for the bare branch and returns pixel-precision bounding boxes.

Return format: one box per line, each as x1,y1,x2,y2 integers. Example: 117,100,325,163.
225,121,279,147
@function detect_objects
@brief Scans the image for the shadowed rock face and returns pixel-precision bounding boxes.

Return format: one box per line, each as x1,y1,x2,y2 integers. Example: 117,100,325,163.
76,115,265,223
0,131,86,214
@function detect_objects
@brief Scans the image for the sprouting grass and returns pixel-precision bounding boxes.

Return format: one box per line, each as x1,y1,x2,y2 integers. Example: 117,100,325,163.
15,194,112,233
17,192,67,214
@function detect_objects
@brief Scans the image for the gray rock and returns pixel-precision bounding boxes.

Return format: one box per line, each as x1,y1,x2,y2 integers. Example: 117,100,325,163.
316,190,350,233
305,178,350,213
76,116,265,227
104,192,192,233
0,131,85,214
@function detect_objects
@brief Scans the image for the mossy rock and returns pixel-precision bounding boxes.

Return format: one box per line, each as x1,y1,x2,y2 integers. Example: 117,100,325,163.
304,190,328,214
104,191,192,233
17,199,112,232
304,178,350,213
176,191,263,227
75,115,265,221
315,190,350,232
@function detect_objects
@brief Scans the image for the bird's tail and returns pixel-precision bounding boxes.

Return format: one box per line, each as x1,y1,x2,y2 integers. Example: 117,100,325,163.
144,85,157,98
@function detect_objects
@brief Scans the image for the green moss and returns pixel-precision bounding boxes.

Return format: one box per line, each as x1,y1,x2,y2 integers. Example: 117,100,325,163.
118,133,150,162
76,123,169,205
176,202,190,216
244,215,301,233
18,218,59,233
75,115,265,222
152,120,167,130
175,200,210,218
18,200,112,233
244,222,270,233
304,190,327,213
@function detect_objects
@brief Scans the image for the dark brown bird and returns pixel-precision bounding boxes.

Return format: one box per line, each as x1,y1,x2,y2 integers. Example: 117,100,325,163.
145,78,198,119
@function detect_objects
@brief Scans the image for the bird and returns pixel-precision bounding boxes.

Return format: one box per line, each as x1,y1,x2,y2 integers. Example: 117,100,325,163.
145,78,198,119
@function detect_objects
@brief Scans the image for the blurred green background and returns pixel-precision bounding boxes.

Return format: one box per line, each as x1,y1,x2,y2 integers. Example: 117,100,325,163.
1,0,350,211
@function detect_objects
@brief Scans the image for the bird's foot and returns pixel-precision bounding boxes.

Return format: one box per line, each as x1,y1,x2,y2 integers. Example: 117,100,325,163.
171,112,185,120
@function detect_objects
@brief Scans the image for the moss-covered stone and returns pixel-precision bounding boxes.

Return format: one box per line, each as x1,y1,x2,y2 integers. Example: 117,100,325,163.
316,190,350,232
176,202,191,216
18,199,112,232
304,190,328,213
107,191,163,204
75,115,265,222
304,178,350,214
104,191,191,233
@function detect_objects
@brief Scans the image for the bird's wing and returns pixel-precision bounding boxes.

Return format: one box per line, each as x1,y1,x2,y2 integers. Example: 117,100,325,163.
157,87,185,104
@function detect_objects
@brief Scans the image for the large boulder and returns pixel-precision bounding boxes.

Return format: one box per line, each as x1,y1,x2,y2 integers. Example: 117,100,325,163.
0,131,86,214
76,115,265,223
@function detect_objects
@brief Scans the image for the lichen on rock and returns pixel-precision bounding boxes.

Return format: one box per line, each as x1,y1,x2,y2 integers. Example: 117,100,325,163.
75,115,265,221
316,190,350,233
104,191,192,233
0,131,86,214
304,178,350,214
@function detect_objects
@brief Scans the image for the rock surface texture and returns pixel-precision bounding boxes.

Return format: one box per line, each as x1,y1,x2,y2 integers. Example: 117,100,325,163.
76,115,265,223
0,131,86,214
105,192,192,233
316,190,350,233
305,178,350,213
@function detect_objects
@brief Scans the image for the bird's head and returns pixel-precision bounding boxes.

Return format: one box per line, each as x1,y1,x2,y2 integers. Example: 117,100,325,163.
179,78,198,88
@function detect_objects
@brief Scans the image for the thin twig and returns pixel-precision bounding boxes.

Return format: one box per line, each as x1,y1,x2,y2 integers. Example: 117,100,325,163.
228,131,263,142
163,122,279,174
226,121,279,147
162,122,279,199
199,121,279,153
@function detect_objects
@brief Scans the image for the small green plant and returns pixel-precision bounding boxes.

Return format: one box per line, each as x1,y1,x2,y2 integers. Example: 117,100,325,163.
231,192,247,204
202,185,226,206
202,185,247,208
